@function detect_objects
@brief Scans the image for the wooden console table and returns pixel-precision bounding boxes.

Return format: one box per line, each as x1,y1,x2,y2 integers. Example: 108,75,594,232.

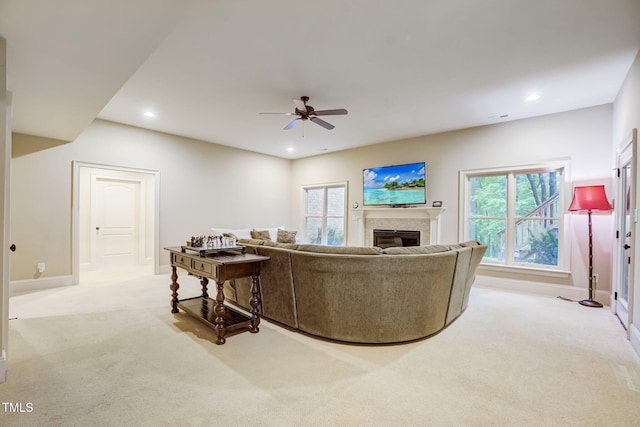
164,246,269,345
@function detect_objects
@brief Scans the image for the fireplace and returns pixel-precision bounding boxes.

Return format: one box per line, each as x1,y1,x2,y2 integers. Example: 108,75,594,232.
353,206,445,246
373,229,420,248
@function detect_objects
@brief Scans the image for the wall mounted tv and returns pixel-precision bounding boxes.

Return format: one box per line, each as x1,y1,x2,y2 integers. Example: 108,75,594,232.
363,161,426,206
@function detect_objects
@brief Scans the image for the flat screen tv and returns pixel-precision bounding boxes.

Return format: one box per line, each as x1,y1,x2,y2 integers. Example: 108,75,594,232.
363,161,426,206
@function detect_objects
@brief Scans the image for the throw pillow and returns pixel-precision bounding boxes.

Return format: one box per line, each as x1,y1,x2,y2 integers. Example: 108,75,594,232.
250,229,272,240
277,229,297,243
253,226,284,240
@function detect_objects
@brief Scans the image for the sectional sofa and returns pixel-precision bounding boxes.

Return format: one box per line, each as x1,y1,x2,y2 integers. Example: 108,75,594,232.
223,239,487,344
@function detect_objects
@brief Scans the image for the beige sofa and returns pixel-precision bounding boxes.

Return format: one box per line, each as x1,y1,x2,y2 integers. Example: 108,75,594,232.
224,240,486,344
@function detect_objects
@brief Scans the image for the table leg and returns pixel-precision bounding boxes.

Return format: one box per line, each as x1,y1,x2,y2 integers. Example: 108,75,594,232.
200,276,209,319
249,274,261,333
213,280,227,345
170,266,180,314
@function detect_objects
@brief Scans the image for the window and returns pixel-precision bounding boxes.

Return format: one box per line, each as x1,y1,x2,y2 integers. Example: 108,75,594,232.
460,164,567,270
303,183,347,246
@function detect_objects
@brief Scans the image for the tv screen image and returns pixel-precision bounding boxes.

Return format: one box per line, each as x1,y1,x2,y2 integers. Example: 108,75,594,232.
363,162,426,206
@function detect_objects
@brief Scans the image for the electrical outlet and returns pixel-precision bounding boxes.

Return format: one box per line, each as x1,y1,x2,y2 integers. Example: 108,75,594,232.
37,262,45,273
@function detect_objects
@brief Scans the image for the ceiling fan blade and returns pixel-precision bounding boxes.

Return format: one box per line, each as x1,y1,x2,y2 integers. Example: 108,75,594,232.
310,116,335,130
284,118,301,130
313,109,348,116
259,112,295,115
293,98,307,112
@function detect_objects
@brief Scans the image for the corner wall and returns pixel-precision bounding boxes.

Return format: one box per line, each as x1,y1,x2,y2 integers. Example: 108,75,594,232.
612,50,640,354
291,105,614,296
10,119,292,282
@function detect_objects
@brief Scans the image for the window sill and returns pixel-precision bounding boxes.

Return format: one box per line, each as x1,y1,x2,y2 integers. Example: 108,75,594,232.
478,263,572,280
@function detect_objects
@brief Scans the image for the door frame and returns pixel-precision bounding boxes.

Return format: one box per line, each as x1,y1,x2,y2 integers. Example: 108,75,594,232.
71,161,160,284
0,83,11,383
613,130,636,331
613,129,638,337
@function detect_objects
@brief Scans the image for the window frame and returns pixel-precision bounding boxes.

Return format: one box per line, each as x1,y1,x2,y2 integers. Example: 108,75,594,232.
459,162,571,275
302,181,348,246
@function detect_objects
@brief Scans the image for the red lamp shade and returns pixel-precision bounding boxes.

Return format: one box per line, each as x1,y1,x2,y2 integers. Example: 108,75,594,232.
568,185,612,212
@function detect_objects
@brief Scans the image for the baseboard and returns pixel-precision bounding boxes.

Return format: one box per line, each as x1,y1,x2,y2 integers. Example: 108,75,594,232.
474,274,610,306
630,324,640,357
0,350,7,383
10,275,74,296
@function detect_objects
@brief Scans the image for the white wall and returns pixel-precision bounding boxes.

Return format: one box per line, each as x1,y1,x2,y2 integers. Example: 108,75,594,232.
11,119,291,281
612,50,640,354
11,104,618,303
291,105,614,295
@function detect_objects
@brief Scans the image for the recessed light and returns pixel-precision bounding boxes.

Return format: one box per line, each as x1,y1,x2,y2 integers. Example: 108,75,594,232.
525,94,540,102
143,111,155,118
286,147,294,152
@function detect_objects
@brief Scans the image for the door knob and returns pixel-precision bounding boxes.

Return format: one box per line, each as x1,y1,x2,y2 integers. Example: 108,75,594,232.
9,244,16,252
624,244,631,250
96,227,100,231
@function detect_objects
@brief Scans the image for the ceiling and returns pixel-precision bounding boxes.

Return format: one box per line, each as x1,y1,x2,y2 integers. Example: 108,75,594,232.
2,0,639,159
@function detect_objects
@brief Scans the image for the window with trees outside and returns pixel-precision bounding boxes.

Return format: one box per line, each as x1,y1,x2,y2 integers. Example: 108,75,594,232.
460,164,566,269
303,183,346,246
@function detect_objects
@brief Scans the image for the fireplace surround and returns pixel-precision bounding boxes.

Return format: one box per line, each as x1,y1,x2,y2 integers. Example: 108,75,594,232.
353,207,445,246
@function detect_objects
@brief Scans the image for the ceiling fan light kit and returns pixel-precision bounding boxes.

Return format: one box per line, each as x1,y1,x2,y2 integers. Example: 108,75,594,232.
261,96,348,131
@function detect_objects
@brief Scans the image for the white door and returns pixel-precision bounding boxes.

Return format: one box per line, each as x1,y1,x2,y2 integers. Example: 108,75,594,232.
615,133,637,329
91,176,141,269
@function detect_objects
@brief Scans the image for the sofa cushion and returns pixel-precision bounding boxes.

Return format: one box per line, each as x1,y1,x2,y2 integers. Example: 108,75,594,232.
250,229,273,240
444,244,464,250
263,241,299,250
460,240,483,247
277,229,297,243
253,245,299,328
382,245,452,255
296,244,382,255
238,238,267,246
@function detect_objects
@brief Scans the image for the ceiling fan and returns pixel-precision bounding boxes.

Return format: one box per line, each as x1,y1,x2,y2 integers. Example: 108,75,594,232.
260,96,348,130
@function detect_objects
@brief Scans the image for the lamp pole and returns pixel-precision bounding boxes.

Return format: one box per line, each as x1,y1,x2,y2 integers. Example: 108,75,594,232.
581,209,603,307
568,185,611,308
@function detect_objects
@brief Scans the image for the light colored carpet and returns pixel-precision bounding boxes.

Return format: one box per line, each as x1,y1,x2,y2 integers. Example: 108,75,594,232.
2,269,640,426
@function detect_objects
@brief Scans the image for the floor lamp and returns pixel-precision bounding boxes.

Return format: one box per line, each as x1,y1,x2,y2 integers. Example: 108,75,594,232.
568,185,612,308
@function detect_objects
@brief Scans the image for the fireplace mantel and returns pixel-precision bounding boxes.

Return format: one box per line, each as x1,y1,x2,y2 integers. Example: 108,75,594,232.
352,207,445,246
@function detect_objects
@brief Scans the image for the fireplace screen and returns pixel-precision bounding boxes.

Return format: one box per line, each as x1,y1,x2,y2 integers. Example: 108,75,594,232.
373,229,420,248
